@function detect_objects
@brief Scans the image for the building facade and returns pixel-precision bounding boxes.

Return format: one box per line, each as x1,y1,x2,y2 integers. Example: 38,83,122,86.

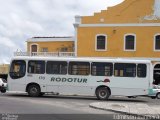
74,0,160,60
26,0,160,61
0,64,9,74
0,64,9,80
26,37,75,56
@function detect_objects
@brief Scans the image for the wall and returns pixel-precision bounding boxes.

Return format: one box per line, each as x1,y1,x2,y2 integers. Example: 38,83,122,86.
77,0,160,58
81,0,160,24
0,64,9,74
77,26,160,58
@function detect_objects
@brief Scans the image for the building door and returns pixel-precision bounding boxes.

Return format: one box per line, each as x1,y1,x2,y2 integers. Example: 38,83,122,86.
31,44,38,56
153,64,160,85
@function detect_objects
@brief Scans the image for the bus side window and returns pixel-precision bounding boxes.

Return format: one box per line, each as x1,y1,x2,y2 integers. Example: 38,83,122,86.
28,61,45,74
91,62,113,76
69,62,90,76
137,64,147,78
114,63,136,77
9,60,26,79
46,61,67,75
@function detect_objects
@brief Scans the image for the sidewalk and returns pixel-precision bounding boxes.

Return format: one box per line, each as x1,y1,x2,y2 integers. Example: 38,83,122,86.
89,102,160,115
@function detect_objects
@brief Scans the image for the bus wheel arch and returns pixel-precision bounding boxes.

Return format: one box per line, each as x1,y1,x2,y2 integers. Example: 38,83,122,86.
95,85,111,100
26,83,41,97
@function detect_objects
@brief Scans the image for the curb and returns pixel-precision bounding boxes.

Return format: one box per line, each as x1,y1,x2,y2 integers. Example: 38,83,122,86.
89,103,159,119
89,103,136,115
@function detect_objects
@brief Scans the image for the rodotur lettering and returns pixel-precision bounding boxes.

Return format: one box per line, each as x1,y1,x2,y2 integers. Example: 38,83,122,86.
51,77,87,83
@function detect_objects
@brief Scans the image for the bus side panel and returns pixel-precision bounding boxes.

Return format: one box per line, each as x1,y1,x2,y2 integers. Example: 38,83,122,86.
110,88,148,96
108,77,149,96
45,75,95,95
58,85,95,95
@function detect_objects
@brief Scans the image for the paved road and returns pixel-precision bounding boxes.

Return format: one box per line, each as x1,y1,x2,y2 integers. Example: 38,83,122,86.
0,93,159,120
0,93,114,120
0,93,113,114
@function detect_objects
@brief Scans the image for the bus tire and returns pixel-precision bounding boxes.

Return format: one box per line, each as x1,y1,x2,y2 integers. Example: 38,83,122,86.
151,96,156,99
1,89,6,93
96,87,110,100
28,84,40,97
156,93,160,99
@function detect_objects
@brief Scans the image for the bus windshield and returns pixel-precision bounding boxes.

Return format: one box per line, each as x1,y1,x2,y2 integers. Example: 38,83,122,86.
9,60,26,79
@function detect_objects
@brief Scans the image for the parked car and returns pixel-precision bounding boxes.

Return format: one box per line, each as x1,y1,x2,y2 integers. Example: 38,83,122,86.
148,85,160,99
0,78,7,93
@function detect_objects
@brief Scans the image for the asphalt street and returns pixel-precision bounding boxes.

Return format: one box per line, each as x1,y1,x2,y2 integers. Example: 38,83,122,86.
0,93,160,120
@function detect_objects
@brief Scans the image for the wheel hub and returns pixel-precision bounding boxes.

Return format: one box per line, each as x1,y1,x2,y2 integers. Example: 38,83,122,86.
99,90,107,98
157,93,160,99
31,87,37,94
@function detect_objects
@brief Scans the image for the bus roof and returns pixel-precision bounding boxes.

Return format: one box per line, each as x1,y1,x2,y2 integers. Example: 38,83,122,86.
11,56,151,64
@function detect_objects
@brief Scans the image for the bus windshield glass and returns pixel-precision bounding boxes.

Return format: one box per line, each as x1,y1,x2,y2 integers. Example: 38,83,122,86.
9,60,26,79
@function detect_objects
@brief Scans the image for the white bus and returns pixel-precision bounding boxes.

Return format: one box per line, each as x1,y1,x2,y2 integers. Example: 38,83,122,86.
7,56,153,100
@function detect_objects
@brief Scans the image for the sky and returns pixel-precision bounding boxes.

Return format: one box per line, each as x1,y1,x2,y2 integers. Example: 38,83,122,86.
0,0,124,64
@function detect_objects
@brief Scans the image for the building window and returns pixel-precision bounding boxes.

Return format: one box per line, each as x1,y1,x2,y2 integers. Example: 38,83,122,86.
41,47,48,52
124,34,136,51
31,44,38,53
154,35,160,51
96,35,107,51
61,47,68,52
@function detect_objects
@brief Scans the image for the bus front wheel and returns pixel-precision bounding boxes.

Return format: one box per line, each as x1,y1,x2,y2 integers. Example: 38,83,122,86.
1,89,6,93
28,84,40,97
96,87,110,100
156,93,160,99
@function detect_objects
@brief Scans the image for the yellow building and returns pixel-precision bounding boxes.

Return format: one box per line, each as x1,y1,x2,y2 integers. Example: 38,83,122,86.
0,64,9,74
26,37,75,56
74,0,160,60
26,0,160,61
0,64,9,80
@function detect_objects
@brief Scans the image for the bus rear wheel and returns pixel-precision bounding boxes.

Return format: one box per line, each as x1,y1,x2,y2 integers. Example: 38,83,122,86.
28,84,40,97
96,87,110,100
